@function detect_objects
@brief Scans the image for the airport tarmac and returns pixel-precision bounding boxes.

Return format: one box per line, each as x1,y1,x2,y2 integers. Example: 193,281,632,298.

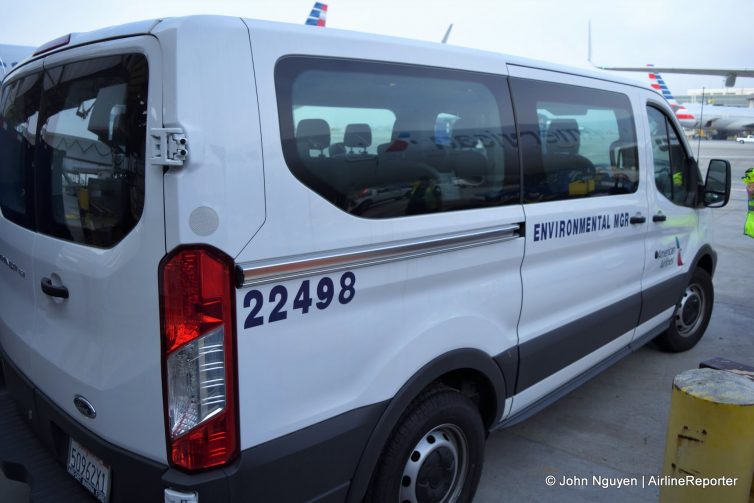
1,141,752,502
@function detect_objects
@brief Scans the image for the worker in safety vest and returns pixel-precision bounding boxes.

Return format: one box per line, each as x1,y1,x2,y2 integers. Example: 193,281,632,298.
744,168,754,238
673,170,683,187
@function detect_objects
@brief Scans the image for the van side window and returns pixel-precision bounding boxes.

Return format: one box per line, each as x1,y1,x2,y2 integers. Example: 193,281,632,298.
510,78,639,203
276,57,520,217
34,54,149,248
0,72,42,230
647,106,691,206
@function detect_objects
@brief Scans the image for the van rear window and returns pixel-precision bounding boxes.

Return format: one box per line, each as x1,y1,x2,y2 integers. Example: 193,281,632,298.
275,57,520,218
0,72,41,229
0,54,148,248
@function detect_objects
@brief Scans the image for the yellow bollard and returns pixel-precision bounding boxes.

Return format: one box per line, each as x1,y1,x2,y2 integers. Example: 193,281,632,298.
661,368,754,503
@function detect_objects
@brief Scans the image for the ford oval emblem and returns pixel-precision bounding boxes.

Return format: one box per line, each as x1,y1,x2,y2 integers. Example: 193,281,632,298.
73,395,96,419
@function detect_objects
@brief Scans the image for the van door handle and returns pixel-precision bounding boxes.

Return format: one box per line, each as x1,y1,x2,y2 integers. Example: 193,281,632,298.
652,213,667,222
629,215,646,224
41,277,69,299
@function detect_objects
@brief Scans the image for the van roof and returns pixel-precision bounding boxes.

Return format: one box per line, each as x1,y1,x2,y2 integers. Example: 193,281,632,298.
11,15,646,93
241,17,646,89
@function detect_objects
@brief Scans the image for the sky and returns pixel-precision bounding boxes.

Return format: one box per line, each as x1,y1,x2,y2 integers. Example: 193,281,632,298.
3,0,754,94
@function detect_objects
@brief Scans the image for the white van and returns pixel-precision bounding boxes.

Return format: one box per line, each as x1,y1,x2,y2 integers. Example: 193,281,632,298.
0,16,732,503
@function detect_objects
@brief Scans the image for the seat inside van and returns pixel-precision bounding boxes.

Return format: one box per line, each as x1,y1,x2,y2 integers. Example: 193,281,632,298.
542,118,595,197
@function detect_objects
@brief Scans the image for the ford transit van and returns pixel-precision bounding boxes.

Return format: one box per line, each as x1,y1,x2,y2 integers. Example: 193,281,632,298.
0,16,731,502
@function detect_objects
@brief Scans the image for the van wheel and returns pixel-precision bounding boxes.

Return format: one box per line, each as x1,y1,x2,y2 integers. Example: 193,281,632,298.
655,268,713,352
367,387,485,503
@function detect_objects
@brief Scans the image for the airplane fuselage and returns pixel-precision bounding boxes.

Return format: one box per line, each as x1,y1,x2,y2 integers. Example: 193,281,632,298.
679,102,754,132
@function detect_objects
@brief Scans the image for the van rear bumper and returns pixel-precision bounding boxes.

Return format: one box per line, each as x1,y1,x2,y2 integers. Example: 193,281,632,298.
0,350,167,502
0,350,387,502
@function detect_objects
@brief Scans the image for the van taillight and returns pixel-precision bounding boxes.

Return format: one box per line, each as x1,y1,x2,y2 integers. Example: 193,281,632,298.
159,247,238,471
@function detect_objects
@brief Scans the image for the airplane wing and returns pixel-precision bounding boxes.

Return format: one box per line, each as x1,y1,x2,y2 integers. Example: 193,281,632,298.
441,24,453,44
596,65,754,87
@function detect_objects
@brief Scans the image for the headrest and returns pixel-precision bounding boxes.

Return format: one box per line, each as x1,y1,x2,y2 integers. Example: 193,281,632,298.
546,118,580,155
87,83,127,142
344,123,372,149
296,119,331,151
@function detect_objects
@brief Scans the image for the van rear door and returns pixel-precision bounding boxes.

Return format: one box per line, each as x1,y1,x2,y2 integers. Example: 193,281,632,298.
0,59,44,388
28,37,167,462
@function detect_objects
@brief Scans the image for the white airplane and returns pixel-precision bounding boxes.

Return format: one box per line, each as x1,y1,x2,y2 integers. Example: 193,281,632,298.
0,44,34,78
647,67,754,137
586,26,754,136
645,68,697,128
586,21,754,136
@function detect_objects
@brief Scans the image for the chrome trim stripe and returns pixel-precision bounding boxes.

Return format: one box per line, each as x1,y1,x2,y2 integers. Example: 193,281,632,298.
236,224,521,288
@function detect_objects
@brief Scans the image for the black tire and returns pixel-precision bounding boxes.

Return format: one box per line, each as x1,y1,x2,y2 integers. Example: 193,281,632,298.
366,387,485,503
654,268,714,352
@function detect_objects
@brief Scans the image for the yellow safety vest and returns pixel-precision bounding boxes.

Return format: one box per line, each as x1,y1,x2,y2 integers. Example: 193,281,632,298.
673,171,683,187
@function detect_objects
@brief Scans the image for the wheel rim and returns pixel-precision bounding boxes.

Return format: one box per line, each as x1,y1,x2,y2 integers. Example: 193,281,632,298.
675,283,705,337
399,424,468,503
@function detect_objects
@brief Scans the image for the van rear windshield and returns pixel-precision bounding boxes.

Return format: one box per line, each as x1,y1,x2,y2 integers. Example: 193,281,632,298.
0,72,41,229
0,54,148,248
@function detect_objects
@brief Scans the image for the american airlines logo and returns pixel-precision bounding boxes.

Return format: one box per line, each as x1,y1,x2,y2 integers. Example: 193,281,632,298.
0,253,26,279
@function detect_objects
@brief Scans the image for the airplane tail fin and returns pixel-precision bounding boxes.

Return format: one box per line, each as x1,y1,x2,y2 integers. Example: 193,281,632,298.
647,65,695,122
306,2,328,27
647,65,680,107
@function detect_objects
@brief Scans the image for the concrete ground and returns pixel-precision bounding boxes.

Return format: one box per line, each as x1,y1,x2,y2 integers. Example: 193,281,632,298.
476,140,754,502
1,141,752,502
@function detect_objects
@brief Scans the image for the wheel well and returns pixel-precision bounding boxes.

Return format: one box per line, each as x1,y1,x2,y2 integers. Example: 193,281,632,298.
346,349,506,502
435,369,497,430
696,254,714,277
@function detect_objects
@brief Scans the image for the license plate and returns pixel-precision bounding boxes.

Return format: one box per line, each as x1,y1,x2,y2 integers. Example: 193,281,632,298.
66,438,111,503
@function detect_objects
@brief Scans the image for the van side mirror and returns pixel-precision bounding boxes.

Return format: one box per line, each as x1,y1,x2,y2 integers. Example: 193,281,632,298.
703,159,731,208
